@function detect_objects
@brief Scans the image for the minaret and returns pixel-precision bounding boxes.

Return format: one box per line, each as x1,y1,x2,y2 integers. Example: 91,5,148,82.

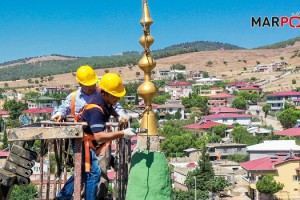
134,0,160,151
125,1,172,199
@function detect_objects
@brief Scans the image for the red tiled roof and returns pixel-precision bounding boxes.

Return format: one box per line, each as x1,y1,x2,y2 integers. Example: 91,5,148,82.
183,121,223,129
274,128,300,136
227,82,248,87
241,154,300,171
202,113,252,119
0,110,9,115
239,86,261,90
267,91,300,97
210,106,245,114
23,108,53,114
210,93,234,99
167,81,192,86
0,150,9,157
186,162,196,168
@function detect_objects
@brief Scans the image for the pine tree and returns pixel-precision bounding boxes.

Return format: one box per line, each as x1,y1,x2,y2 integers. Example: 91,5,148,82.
185,147,214,191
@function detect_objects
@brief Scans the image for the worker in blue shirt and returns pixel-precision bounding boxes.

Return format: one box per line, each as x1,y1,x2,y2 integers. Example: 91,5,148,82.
55,73,136,200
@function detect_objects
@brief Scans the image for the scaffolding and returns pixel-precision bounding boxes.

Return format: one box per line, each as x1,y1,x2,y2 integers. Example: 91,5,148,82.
0,120,131,200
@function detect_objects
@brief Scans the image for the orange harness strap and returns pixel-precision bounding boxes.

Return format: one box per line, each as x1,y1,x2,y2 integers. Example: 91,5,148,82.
82,104,111,172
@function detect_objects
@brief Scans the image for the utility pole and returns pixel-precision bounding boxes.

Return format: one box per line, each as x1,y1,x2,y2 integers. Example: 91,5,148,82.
194,176,196,200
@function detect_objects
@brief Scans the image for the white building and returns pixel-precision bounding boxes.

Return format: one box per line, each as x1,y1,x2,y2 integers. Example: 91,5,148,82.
201,113,252,126
247,140,300,160
164,81,192,99
156,102,185,119
156,70,186,80
266,91,300,111
194,77,222,85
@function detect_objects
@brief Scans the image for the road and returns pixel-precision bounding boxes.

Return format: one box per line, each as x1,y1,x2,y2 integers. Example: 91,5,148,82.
248,105,283,132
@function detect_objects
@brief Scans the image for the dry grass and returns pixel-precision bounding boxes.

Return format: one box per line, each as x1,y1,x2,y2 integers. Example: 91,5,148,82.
1,42,300,93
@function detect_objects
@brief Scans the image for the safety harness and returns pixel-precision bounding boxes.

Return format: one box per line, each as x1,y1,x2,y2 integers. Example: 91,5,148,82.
70,92,111,172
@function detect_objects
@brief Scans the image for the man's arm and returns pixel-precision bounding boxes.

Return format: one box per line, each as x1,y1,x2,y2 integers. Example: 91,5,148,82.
51,93,72,121
93,130,124,143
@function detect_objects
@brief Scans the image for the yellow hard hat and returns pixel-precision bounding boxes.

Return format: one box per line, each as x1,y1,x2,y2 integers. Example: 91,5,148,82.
76,65,98,86
99,73,126,97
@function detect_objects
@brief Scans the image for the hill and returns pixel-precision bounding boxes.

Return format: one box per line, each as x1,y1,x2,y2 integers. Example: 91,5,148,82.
0,41,242,82
1,37,300,93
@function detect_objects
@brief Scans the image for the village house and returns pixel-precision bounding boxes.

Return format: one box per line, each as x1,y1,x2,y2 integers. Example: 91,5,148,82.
194,77,222,85
182,120,232,137
238,85,262,95
186,70,204,80
164,81,192,99
226,82,248,94
253,61,284,73
209,106,245,114
155,70,186,80
208,93,235,107
241,152,300,200
197,87,224,97
0,110,9,122
201,113,252,126
2,92,24,100
27,96,58,109
39,86,70,95
22,108,53,123
206,143,247,161
266,91,300,111
246,140,300,161
156,100,185,119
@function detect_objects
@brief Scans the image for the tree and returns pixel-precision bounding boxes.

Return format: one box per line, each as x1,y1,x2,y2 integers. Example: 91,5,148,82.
10,184,38,200
170,63,186,70
210,124,227,138
202,71,209,78
206,61,213,67
262,104,271,117
185,147,230,198
231,126,257,145
292,79,296,84
278,108,300,129
181,93,209,115
227,154,249,163
176,73,186,81
23,91,40,101
231,97,247,110
256,174,284,199
161,133,196,157
174,110,182,119
3,100,28,120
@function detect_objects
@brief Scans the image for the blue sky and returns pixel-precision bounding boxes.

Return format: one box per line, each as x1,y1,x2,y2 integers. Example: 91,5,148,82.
0,0,300,63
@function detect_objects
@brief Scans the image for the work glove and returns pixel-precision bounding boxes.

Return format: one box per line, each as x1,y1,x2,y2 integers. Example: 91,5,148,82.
118,115,130,124
123,128,136,140
51,112,63,122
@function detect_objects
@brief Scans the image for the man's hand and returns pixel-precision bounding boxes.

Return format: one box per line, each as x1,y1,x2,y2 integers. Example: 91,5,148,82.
123,128,136,139
51,112,63,122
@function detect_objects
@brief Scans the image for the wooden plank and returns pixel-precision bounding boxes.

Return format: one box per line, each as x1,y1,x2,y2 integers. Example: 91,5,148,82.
7,125,83,141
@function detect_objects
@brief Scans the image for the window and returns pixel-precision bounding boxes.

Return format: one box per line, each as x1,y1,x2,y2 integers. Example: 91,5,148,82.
222,118,228,122
293,175,300,182
233,118,237,122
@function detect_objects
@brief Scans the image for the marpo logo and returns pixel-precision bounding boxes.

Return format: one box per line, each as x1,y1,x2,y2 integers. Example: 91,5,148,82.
251,13,300,28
